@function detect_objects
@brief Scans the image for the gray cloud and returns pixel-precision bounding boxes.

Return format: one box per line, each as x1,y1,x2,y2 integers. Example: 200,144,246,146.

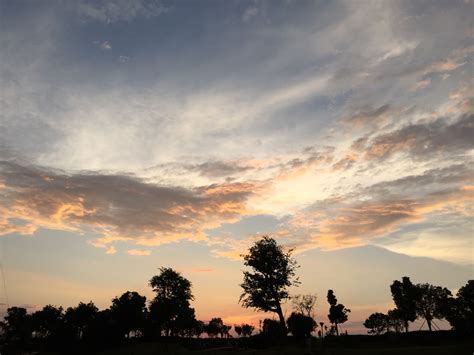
77,0,169,23
0,160,261,249
358,114,474,161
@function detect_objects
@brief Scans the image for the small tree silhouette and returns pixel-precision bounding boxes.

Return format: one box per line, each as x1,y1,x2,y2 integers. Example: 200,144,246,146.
364,312,388,335
241,323,254,337
327,290,350,336
287,312,316,339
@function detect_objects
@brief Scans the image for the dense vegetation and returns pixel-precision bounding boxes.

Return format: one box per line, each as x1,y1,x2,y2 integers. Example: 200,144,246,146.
1,236,472,353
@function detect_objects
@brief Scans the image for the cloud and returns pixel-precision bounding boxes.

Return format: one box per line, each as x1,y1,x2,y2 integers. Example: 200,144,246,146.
410,78,431,92
242,6,258,23
127,249,151,256
357,114,474,161
280,163,474,253
77,0,168,23
0,160,262,251
94,40,112,50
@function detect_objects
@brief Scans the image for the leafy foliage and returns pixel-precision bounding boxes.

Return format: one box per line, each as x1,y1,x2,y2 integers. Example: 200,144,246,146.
414,283,452,331
364,312,389,335
240,236,299,328
148,267,196,336
327,290,350,336
287,312,316,339
110,291,147,338
390,277,419,332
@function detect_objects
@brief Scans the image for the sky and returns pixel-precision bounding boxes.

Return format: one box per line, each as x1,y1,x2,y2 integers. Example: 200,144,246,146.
0,0,473,334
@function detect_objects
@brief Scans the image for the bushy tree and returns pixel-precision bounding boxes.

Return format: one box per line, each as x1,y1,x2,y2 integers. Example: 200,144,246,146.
241,323,255,337
205,317,224,338
234,325,243,337
261,318,287,338
443,280,473,334
149,267,195,336
327,290,350,336
64,301,98,340
390,277,419,332
240,236,299,330
2,307,32,343
287,312,316,339
110,291,147,338
387,309,404,333
414,283,451,331
31,305,64,340
364,312,389,335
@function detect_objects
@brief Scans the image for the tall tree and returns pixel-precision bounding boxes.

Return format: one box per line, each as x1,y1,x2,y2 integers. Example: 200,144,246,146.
327,290,350,336
239,236,299,330
110,291,147,338
415,283,452,331
148,267,195,337
390,276,419,332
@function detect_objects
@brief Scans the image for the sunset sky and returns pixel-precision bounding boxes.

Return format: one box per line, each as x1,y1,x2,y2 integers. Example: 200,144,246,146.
0,0,473,333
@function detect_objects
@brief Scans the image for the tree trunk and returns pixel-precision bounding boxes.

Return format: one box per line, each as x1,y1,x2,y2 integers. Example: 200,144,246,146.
427,319,432,332
275,303,287,331
335,321,339,336
404,321,409,333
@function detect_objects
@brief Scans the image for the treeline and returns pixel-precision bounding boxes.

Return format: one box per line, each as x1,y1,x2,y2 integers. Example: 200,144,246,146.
1,236,472,352
0,267,256,348
364,277,473,335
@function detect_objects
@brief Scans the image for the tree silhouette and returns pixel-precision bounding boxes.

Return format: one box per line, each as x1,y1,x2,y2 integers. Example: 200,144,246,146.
287,312,316,339
241,323,254,337
110,291,147,338
64,301,98,340
390,277,419,332
148,267,195,336
414,283,451,331
261,318,286,338
443,280,474,334
387,309,404,333
239,236,299,330
364,312,388,335
192,320,205,338
292,294,317,318
1,307,32,343
327,290,350,336
31,305,64,340
234,325,242,337
205,317,224,338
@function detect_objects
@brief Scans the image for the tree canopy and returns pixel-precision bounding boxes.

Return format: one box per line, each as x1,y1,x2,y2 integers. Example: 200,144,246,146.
239,236,299,330
327,290,350,336
148,267,196,336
